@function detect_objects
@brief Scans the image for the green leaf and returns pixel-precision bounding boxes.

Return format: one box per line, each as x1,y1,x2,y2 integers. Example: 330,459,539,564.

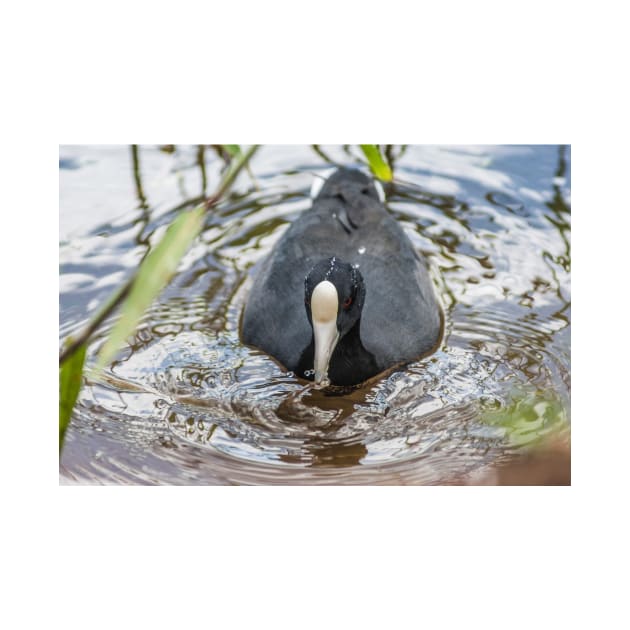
360,145,393,182
223,145,242,158
59,343,87,450
93,205,205,373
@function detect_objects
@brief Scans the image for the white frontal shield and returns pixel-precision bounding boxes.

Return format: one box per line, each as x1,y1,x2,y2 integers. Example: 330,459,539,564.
310,280,339,386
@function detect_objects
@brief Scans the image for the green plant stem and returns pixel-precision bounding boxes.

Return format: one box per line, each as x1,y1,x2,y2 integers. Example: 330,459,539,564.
206,144,259,206
131,144,148,208
311,145,335,163
197,144,207,194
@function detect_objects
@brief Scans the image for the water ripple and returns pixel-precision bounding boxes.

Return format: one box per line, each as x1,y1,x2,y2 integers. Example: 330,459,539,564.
60,145,570,484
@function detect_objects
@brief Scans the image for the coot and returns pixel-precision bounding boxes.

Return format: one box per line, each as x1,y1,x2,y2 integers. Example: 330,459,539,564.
241,168,442,386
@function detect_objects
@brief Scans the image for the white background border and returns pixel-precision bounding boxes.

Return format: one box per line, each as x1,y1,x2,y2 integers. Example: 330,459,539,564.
4,0,628,628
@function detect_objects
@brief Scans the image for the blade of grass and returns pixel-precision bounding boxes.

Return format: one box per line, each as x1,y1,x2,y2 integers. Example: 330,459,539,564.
360,145,393,182
209,145,259,202
93,205,205,373
221,144,259,191
59,343,87,450
223,145,242,158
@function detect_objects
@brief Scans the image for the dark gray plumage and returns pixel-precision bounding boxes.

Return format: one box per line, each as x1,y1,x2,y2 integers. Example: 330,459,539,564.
241,167,442,386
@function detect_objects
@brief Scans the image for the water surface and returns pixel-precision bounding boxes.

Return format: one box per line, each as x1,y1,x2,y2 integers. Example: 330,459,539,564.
59,144,570,484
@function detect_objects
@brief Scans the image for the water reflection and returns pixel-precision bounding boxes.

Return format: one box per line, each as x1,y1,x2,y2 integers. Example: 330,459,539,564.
59,145,570,484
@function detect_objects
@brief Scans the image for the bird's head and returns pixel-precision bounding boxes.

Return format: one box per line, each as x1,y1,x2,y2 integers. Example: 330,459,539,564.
304,257,366,386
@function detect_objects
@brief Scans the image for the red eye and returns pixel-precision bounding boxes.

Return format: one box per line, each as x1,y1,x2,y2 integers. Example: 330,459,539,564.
343,296,353,309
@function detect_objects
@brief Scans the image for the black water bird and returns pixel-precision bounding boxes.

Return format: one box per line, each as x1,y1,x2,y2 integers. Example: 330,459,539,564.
241,168,442,386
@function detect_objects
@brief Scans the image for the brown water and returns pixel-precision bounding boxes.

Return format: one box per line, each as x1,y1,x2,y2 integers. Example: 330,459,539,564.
59,145,570,484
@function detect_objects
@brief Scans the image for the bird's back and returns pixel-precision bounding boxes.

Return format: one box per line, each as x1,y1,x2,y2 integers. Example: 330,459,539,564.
241,168,442,373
